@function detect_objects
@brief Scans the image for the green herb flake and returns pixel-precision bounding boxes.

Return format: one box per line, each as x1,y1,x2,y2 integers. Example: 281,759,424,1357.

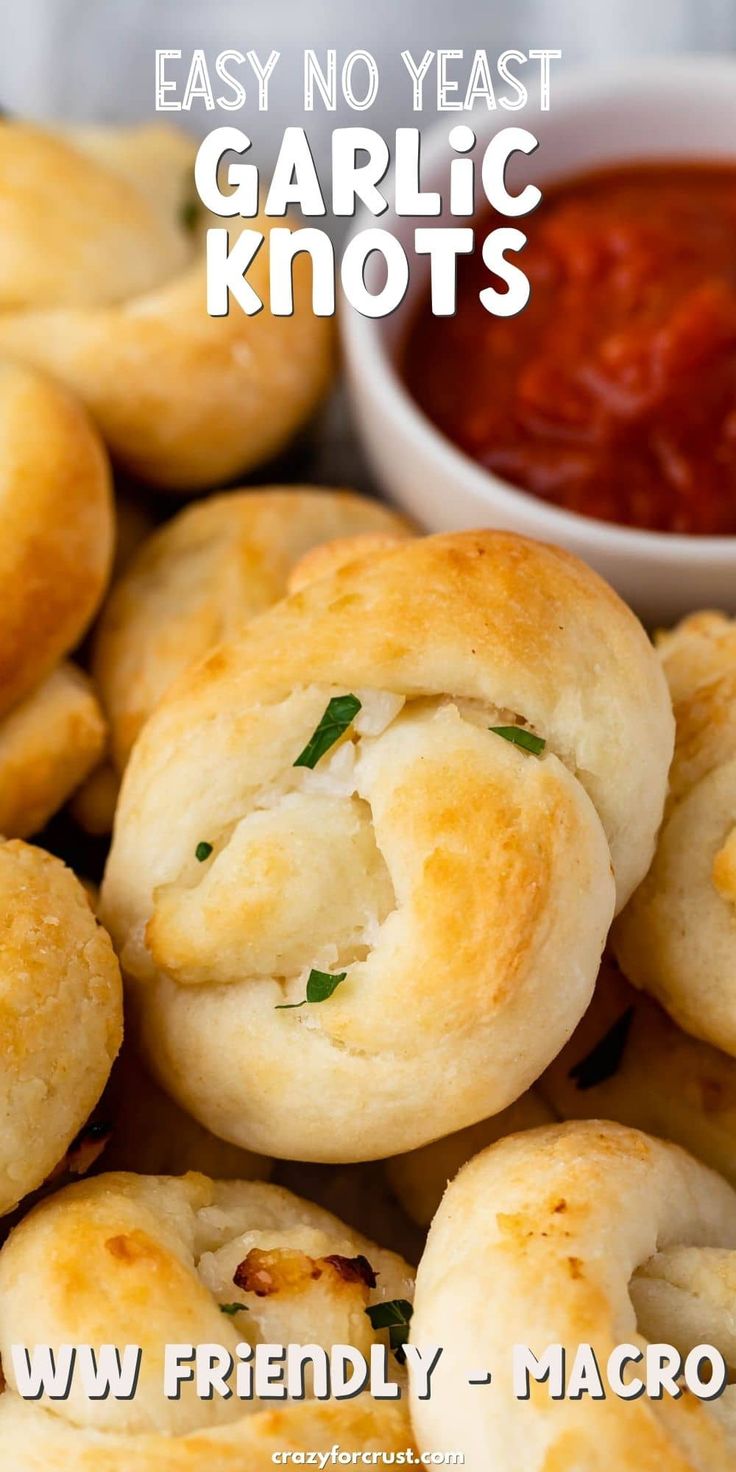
275,967,347,1011
364,1299,414,1362
219,1302,249,1316
306,968,347,1003
179,197,200,231
489,725,546,756
195,841,213,862
293,694,362,769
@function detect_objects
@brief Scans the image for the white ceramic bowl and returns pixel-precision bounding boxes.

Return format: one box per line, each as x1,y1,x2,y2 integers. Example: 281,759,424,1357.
341,58,736,625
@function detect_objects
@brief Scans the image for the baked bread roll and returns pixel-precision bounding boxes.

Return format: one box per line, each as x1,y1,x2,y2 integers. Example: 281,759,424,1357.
544,957,736,1183
68,757,121,837
411,1121,736,1471
0,1171,415,1468
0,840,122,1215
0,122,333,489
0,359,112,719
100,1045,273,1182
0,358,112,834
93,488,411,773
101,531,672,1161
0,663,106,839
68,493,156,836
390,957,736,1227
387,1093,555,1231
0,1399,413,1472
614,610,736,1055
287,530,408,594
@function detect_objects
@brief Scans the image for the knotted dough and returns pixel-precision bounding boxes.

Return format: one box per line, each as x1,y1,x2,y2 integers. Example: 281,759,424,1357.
0,1171,414,1469
614,611,736,1055
411,1121,736,1471
101,531,672,1161
0,840,122,1215
0,121,333,488
100,1044,273,1183
0,359,112,835
93,488,411,773
0,663,106,839
389,958,736,1227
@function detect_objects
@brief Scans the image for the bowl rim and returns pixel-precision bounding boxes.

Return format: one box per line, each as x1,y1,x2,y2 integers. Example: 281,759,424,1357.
340,53,736,564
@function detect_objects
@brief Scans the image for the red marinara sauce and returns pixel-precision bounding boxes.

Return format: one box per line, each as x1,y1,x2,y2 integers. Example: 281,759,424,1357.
403,163,736,534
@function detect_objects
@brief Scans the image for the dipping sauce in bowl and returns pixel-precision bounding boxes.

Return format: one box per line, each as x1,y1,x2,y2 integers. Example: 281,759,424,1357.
403,163,736,534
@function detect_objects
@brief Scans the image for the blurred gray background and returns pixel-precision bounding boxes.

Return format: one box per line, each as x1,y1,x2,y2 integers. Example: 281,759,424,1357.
1,0,732,174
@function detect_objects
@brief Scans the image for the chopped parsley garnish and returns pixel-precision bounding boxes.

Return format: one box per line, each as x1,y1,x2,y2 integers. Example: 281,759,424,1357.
568,1006,635,1091
489,725,546,756
195,841,213,862
219,1302,249,1316
275,967,348,1010
306,968,348,1003
293,694,362,769
365,1299,414,1362
179,197,200,231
